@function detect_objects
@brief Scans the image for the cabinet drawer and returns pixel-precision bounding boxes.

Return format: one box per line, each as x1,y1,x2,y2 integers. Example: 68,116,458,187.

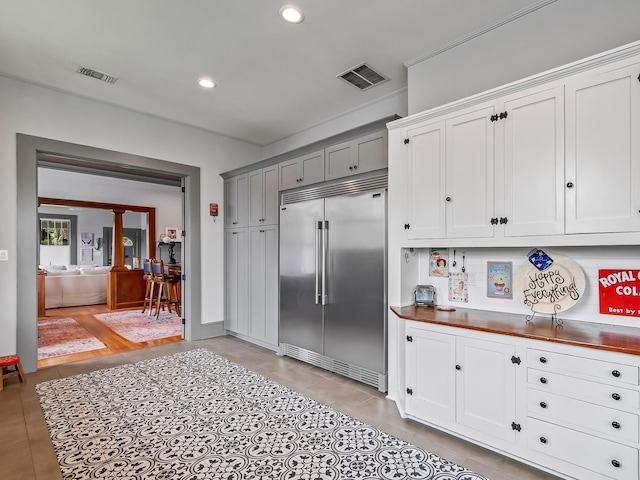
527,368,640,410
527,348,639,386
527,417,638,480
528,388,639,443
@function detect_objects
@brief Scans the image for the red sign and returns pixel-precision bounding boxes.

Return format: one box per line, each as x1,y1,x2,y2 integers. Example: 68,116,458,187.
599,269,640,317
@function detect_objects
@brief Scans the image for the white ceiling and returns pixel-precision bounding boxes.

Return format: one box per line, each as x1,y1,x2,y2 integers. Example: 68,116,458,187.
0,0,543,146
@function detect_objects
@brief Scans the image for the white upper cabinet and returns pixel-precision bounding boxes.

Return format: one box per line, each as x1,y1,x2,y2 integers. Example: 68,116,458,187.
325,130,387,181
278,149,325,190
446,105,495,239
224,174,248,228
405,121,446,239
565,63,640,234
501,86,565,237
248,165,279,226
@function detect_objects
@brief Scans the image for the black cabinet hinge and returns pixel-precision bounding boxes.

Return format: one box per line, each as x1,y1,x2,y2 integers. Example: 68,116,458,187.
499,217,509,225
511,355,521,365
404,138,410,145
406,388,413,395
500,111,508,120
406,335,413,342
490,111,508,122
511,422,521,432
404,223,410,230
490,217,498,225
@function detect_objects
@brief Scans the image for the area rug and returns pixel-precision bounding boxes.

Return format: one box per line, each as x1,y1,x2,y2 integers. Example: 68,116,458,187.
93,310,182,343
38,318,106,360
36,348,488,480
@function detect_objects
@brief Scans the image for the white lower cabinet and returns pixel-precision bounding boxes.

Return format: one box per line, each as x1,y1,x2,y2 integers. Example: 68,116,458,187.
404,320,640,480
405,323,518,444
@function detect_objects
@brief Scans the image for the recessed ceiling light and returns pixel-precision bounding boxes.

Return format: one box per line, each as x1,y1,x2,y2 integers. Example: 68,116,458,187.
280,6,304,24
198,78,215,89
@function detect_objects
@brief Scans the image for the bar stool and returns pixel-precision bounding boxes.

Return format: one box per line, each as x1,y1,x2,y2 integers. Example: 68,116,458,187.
0,355,26,391
151,259,180,318
141,259,156,315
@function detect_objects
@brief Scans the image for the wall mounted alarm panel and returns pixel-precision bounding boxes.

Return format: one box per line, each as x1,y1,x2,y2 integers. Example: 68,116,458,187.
415,285,435,306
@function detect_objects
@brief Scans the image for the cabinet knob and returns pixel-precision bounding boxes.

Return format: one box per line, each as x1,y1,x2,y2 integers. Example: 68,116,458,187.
612,370,621,378
612,421,621,429
446,196,451,202
540,402,547,409
353,165,357,170
612,393,621,401
539,356,547,363
349,166,353,170
566,182,574,188
455,364,461,371
540,377,547,384
612,460,621,468
539,437,547,444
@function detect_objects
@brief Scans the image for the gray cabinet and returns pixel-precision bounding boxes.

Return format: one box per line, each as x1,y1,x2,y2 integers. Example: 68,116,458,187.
248,165,279,226
325,130,388,181
278,149,325,190
224,174,248,228
224,228,248,335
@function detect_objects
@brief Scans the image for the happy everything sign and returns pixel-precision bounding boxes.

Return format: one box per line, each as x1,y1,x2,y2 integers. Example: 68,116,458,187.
599,269,640,317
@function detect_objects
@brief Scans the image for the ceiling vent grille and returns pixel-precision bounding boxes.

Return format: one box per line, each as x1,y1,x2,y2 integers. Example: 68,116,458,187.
338,63,388,91
76,66,118,84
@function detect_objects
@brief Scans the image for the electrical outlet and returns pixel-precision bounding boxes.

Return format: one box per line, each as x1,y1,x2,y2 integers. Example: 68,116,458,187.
467,273,476,286
0,250,8,261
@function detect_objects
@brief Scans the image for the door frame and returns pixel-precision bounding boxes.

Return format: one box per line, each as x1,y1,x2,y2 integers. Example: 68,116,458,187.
16,134,202,372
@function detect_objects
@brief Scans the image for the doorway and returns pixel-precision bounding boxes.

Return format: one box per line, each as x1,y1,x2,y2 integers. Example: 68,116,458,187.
17,134,203,373
103,227,145,268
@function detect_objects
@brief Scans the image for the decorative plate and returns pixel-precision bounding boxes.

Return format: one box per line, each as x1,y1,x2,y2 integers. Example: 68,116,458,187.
514,253,586,314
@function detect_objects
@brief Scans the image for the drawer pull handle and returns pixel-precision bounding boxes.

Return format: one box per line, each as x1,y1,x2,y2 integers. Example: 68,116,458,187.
612,421,621,429
540,402,547,409
539,437,547,444
539,356,547,363
612,460,621,468
540,377,547,384
612,393,621,401
611,370,621,378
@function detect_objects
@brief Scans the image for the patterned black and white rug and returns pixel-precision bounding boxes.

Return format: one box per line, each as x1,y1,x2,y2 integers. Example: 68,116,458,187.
36,349,489,480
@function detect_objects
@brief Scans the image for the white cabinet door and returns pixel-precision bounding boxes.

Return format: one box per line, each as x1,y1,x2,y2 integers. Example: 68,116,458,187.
224,228,248,335
455,336,517,442
405,121,446,239
565,63,640,234
405,327,456,423
446,106,495,238
249,226,279,347
279,149,325,190
325,140,353,180
224,174,248,228
502,87,565,237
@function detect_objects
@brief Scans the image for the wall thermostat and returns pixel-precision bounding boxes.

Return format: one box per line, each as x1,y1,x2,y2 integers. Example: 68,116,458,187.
415,285,435,307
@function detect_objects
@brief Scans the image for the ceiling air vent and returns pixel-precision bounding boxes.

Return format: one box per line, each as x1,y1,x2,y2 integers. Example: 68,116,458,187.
76,66,118,84
338,63,388,91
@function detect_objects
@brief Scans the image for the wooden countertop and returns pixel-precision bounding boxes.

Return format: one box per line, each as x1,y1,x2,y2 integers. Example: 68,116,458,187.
391,305,640,357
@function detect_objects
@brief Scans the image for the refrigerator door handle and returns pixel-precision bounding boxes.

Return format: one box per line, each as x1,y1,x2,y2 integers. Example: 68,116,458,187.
322,220,328,305
315,221,322,304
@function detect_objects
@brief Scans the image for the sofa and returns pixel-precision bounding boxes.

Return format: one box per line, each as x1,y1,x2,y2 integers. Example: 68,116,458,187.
42,265,110,308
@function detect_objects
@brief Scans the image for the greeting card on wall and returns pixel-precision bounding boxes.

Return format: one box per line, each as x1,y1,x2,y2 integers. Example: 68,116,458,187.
487,262,512,299
449,272,468,303
429,248,449,277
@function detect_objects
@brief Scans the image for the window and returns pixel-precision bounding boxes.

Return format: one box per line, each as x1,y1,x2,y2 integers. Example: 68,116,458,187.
40,218,70,246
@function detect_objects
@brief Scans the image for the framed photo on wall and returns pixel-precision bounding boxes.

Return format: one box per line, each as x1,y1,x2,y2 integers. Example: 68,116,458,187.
487,261,512,299
166,227,182,242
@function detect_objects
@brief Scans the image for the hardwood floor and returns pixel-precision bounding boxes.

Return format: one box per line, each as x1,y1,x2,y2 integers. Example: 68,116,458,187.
38,304,183,369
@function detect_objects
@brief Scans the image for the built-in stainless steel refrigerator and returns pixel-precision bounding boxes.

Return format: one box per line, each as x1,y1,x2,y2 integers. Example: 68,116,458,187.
279,177,387,391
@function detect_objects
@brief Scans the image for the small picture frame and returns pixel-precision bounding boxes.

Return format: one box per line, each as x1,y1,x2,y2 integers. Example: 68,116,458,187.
487,261,512,299
165,227,182,242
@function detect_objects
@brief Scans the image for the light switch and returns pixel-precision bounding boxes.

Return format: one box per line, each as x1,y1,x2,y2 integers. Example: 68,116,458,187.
0,250,7,261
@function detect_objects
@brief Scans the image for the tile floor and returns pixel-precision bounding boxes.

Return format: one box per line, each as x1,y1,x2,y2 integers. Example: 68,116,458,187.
1,336,562,480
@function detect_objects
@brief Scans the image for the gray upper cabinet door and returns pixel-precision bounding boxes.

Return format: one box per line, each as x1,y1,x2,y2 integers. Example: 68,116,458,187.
224,174,248,228
325,130,388,181
278,149,325,190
